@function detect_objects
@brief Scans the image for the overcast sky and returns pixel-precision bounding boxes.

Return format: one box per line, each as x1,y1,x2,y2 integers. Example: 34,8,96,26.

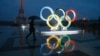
0,0,100,21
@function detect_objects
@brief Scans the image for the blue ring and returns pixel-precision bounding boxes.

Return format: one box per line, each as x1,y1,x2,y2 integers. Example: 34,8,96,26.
40,6,54,21
40,43,54,56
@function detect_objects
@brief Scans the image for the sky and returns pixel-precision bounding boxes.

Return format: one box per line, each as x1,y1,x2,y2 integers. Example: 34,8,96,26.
0,0,100,21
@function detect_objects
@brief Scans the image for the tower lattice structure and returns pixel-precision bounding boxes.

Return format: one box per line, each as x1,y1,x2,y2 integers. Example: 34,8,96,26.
15,0,28,25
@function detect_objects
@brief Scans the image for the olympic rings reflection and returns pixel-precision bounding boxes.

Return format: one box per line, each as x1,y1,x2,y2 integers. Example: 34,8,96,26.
46,35,60,49
40,35,76,55
60,35,71,48
40,43,54,56
64,40,75,52
40,6,76,30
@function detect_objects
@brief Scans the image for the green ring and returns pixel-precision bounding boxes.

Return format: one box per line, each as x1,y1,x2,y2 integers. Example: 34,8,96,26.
59,15,71,29
60,35,71,48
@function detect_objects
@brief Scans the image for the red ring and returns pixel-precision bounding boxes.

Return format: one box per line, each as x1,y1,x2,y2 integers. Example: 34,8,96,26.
66,9,76,22
64,40,76,52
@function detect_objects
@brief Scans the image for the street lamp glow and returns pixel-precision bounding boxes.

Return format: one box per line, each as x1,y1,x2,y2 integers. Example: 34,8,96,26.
21,24,26,31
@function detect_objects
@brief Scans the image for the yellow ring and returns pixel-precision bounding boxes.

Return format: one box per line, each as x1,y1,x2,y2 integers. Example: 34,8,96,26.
46,35,60,49
46,14,60,29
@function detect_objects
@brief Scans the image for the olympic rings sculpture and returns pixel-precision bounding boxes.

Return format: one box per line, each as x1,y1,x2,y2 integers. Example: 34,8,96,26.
40,6,76,30
40,35,76,55
40,6,77,56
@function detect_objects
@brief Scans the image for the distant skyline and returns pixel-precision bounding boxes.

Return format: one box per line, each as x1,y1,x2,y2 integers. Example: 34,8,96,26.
0,0,100,21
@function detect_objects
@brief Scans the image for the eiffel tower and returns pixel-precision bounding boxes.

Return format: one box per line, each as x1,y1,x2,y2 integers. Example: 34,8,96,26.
14,0,28,25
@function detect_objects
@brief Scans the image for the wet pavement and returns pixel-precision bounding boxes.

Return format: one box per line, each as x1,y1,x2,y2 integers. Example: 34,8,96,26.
0,26,100,56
